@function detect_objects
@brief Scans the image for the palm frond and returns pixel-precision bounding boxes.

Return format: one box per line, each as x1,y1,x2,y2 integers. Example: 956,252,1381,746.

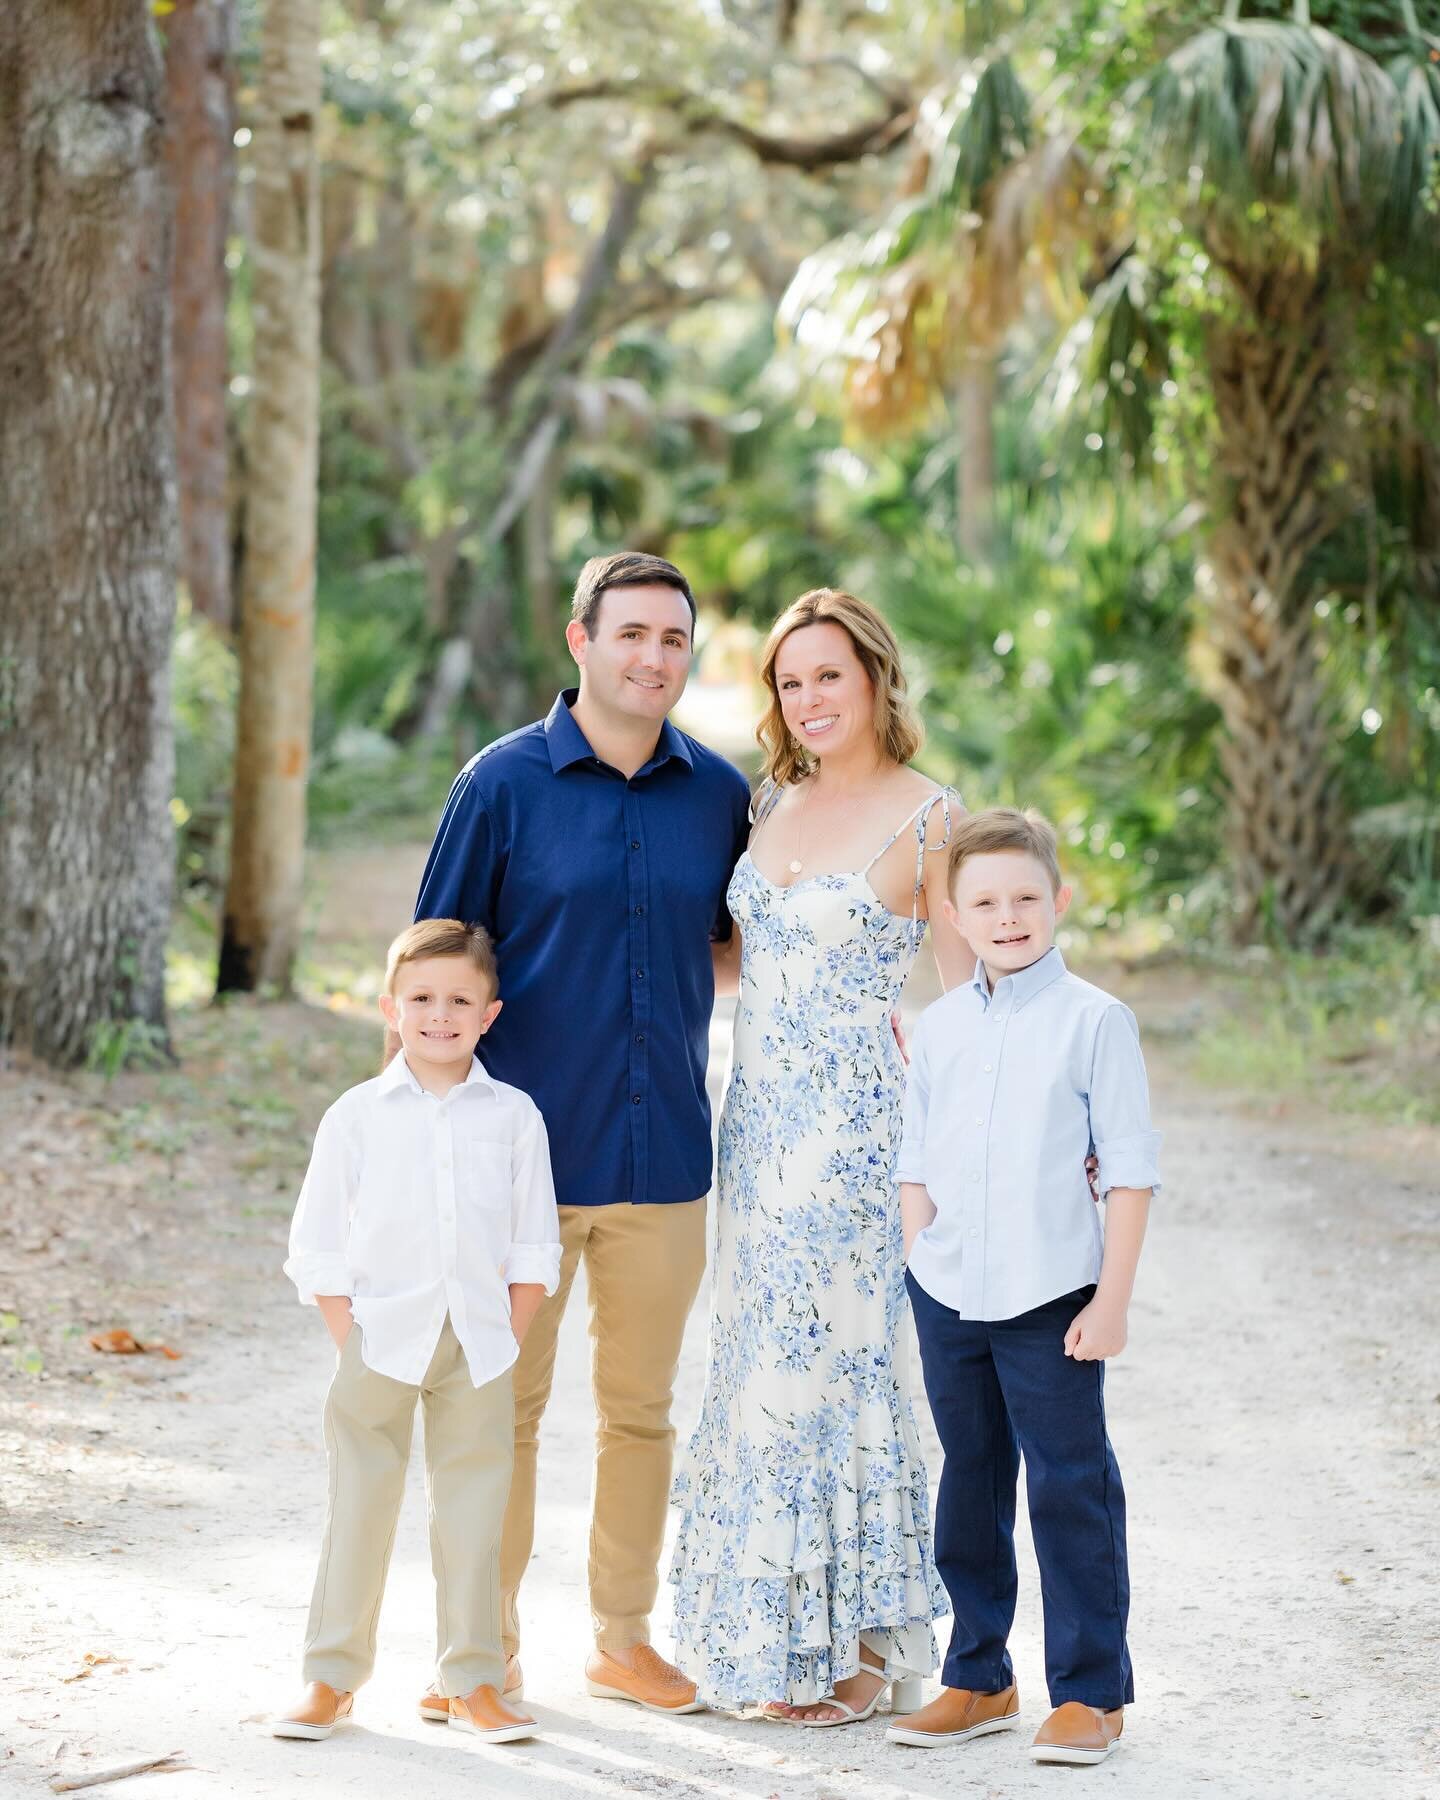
932,56,1033,212
1138,21,1401,235
985,132,1092,317
778,207,953,434
1381,46,1440,260
1042,257,1171,469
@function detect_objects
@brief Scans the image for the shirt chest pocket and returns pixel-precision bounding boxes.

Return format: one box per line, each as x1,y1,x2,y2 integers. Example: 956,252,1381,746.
451,1130,513,1216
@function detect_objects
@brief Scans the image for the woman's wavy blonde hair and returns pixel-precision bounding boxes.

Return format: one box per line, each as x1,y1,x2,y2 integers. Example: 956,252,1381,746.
756,588,923,787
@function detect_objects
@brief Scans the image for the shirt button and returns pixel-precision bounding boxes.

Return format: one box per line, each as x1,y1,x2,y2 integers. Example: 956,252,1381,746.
983,1064,993,1073
632,1094,642,1105
635,968,645,980
968,1228,978,1238
974,1115,983,1125
969,1173,980,1183
635,1033,645,1045
630,839,641,850
634,904,645,916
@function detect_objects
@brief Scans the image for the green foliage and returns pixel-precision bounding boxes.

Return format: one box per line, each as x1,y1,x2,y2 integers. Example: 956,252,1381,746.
836,432,1222,922
1136,21,1402,233
312,560,433,748
201,0,1439,959
171,605,237,893
935,56,1033,207
1188,923,1440,1125
84,1016,170,1081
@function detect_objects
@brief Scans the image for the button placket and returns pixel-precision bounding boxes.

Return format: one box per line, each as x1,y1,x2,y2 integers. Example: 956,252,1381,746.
437,1108,458,1274
624,786,650,1200
972,1006,1014,1314
960,1012,1001,1316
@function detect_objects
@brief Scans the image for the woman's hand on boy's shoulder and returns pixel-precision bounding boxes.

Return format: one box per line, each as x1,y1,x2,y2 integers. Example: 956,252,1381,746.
1063,1296,1127,1361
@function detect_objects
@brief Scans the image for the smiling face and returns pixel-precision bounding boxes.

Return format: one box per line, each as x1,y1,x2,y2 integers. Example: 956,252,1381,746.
943,848,1073,978
772,620,878,765
564,583,694,726
378,953,501,1075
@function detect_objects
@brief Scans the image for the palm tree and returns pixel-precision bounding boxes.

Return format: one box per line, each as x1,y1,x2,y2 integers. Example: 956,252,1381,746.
797,2,1439,940
780,50,1091,560
1108,0,1440,939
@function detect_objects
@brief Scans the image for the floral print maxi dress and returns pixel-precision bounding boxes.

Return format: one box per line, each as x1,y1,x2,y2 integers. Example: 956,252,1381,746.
669,787,955,1710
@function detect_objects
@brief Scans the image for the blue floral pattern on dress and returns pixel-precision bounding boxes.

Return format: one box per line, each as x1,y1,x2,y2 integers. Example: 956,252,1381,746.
669,799,955,1709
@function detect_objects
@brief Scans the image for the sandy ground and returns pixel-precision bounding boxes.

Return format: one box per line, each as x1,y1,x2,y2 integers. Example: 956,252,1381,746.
2,846,1438,1799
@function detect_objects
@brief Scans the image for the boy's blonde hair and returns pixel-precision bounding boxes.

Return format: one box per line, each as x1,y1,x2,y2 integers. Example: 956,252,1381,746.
384,919,499,996
946,807,1063,895
756,588,923,787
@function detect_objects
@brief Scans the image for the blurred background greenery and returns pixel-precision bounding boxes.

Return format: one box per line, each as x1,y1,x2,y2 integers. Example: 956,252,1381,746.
168,0,1438,1116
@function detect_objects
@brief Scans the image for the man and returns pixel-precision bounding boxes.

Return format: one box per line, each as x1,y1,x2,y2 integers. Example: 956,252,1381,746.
413,551,751,1715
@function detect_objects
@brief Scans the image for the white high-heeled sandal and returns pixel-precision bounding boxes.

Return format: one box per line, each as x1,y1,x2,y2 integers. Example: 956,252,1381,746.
793,1670,925,1729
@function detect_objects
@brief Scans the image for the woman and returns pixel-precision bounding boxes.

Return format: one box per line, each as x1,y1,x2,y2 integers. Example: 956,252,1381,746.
669,589,973,1724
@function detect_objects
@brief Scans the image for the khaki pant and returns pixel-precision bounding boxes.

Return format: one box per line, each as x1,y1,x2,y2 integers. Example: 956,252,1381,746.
501,1199,707,1656
303,1317,513,1696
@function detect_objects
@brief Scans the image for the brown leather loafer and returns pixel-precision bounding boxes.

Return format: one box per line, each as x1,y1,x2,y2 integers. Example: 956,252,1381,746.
448,1681,538,1743
1029,1701,1123,1764
584,1645,704,1714
886,1682,1018,1747
269,1680,354,1740
419,1657,523,1721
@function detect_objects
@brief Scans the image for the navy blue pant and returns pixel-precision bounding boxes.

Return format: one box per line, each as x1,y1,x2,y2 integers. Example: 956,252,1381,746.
907,1271,1133,1710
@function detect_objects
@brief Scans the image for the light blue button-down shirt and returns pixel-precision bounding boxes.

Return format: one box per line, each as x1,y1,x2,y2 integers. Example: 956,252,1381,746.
899,947,1161,1321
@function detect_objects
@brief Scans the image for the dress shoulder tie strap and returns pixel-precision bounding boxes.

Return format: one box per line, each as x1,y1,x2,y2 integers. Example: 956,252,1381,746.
749,776,785,830
860,786,961,900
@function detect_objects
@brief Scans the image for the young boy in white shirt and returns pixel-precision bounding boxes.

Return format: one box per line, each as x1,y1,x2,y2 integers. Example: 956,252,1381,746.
270,919,560,1745
887,809,1160,1767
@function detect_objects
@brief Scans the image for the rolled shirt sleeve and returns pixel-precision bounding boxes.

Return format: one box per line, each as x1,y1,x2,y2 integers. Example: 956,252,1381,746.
1089,1004,1162,1197
283,1104,359,1304
896,1017,931,1185
503,1109,562,1294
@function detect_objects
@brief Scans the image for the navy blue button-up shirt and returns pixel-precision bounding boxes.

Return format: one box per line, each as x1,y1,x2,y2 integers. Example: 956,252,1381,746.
415,691,751,1208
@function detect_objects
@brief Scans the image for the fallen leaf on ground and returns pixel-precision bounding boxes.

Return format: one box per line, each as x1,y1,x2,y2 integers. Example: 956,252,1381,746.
61,1654,125,1683
86,1330,181,1359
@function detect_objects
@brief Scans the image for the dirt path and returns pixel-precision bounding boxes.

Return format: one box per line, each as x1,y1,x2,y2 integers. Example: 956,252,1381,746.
2,846,1437,1799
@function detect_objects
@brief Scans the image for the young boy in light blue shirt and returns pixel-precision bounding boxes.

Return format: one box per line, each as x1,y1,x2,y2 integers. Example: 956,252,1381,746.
887,808,1160,1767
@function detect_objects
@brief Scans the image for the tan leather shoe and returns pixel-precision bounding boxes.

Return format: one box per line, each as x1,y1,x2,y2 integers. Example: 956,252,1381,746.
419,1657,523,1721
886,1682,1019,1747
269,1680,354,1740
584,1645,705,1714
1029,1701,1124,1764
448,1681,538,1743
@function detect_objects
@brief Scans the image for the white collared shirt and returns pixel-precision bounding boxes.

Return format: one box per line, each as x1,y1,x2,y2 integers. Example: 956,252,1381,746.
899,947,1161,1321
284,1052,561,1386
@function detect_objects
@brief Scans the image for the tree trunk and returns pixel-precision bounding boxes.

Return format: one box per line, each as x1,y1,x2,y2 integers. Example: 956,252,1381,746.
0,0,178,1067
1202,261,1349,943
164,0,233,630
952,351,996,563
217,0,320,995
521,441,561,712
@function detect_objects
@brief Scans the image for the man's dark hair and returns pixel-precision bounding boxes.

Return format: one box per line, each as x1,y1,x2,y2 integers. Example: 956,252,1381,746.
571,551,696,638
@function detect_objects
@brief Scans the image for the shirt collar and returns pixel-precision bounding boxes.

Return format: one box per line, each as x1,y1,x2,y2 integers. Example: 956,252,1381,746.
543,688,693,777
377,1050,496,1099
970,944,1067,1011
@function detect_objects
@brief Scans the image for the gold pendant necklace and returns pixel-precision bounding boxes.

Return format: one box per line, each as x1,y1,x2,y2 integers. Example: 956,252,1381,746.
788,779,814,873
789,774,871,874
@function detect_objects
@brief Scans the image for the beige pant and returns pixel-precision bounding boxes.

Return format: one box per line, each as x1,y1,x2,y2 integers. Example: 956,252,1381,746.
501,1199,707,1657
303,1317,513,1696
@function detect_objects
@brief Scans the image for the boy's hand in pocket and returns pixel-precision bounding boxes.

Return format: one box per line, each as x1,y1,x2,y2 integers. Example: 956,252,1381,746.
1064,1297,1127,1361
317,1295,354,1349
